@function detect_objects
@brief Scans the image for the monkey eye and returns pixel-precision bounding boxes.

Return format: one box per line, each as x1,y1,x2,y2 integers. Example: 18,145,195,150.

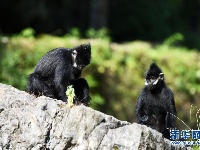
148,76,156,80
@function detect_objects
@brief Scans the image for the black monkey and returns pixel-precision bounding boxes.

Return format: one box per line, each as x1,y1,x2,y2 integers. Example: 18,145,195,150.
135,63,176,139
26,44,91,104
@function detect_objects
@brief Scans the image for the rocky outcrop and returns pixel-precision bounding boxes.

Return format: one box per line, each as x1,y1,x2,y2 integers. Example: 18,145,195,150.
0,84,192,150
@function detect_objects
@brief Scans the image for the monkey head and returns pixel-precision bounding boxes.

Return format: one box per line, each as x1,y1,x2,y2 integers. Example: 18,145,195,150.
71,44,91,70
71,44,91,79
144,63,164,90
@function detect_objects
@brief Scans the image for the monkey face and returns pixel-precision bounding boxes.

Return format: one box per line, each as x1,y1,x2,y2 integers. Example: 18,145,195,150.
144,63,164,90
145,76,157,85
145,76,157,89
145,73,164,89
71,44,91,70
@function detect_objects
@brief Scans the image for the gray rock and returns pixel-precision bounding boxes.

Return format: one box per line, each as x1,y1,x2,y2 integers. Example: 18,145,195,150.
0,84,192,150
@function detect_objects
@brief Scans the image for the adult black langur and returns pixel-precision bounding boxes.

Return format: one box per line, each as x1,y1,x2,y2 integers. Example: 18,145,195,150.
135,63,176,139
26,44,91,105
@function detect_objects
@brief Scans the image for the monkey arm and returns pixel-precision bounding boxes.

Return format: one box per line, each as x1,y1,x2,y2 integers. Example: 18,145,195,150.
165,95,177,128
70,78,90,105
140,116,149,124
54,65,71,102
135,91,149,124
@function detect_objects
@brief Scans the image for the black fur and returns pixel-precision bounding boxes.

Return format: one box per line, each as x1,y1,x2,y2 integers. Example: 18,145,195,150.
135,63,176,139
26,44,91,104
70,78,91,106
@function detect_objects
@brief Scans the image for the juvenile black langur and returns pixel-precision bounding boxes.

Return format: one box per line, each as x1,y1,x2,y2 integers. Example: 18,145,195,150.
135,63,176,139
26,44,91,105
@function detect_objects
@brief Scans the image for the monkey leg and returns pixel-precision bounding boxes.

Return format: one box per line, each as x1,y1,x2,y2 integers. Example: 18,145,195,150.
26,73,55,99
70,78,91,105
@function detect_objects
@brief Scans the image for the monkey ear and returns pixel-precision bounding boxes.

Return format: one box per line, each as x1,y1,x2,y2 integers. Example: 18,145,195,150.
159,73,164,80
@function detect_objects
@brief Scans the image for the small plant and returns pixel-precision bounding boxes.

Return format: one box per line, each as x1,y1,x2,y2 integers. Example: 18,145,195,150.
169,112,191,130
170,104,200,131
66,85,75,108
169,111,200,149
190,105,200,130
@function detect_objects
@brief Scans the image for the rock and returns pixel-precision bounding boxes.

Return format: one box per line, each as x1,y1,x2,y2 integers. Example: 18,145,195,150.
0,84,192,150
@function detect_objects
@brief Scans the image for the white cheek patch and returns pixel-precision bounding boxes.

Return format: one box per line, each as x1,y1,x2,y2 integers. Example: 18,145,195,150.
145,79,148,85
153,78,159,85
145,73,164,85
145,79,159,85
72,50,77,68
73,62,77,68
154,73,164,85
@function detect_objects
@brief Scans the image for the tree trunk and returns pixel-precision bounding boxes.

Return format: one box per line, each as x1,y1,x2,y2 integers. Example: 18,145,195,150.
89,0,108,29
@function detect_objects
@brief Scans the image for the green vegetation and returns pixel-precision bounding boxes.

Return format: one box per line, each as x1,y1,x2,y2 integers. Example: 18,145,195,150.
66,85,75,108
190,105,200,130
190,105,200,149
0,29,200,132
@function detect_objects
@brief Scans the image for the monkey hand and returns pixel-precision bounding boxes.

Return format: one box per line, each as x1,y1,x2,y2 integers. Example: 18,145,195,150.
140,115,149,124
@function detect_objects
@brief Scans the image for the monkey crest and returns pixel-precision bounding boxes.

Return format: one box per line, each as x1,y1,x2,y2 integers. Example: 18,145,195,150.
145,63,164,90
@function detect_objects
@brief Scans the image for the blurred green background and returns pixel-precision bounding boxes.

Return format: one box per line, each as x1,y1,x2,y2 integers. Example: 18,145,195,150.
0,30,200,132
0,0,200,134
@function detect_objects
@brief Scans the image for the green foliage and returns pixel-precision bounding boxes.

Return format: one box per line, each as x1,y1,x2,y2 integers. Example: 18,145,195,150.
164,33,184,46
66,85,75,108
190,105,200,130
19,28,35,38
65,28,81,39
86,28,110,40
193,146,200,150
0,32,200,131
